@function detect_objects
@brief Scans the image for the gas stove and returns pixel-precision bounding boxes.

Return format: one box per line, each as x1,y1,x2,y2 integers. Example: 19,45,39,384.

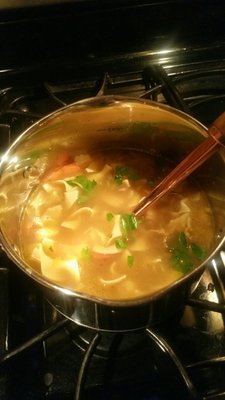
0,1,225,399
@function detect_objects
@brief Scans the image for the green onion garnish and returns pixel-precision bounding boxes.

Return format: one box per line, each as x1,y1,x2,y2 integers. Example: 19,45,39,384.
80,246,92,261
66,175,97,204
115,237,127,249
191,242,207,261
127,255,134,267
169,231,206,273
114,165,139,185
106,212,114,221
120,214,138,240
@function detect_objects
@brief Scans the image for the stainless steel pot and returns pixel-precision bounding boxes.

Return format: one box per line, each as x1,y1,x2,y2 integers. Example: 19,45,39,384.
0,96,224,331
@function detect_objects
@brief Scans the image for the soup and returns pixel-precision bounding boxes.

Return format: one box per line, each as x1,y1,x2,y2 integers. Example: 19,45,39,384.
19,149,215,300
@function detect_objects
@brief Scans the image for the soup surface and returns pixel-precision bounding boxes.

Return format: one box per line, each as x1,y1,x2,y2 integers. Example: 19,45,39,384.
19,149,215,300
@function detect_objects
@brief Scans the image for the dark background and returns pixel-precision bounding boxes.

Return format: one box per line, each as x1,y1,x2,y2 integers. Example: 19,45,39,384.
0,0,225,70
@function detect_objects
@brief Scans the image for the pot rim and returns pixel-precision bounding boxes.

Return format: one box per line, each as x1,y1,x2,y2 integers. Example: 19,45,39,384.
0,95,224,307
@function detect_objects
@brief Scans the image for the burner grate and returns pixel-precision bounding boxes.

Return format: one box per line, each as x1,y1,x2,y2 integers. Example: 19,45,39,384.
0,60,225,400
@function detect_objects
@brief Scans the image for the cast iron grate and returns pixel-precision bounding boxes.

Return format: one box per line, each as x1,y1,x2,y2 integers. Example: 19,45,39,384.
0,62,225,400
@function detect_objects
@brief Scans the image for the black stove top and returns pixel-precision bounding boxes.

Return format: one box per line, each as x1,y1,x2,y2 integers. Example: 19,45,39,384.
1,1,225,399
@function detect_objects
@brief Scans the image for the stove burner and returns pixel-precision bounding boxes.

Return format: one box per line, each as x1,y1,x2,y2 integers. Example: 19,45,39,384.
0,56,225,400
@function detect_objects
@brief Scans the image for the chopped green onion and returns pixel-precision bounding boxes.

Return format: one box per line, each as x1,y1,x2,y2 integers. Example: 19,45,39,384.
120,214,138,239
80,246,92,261
178,231,188,250
115,237,127,249
168,231,206,274
191,242,206,261
67,175,97,191
170,248,193,273
106,212,114,221
127,255,134,267
66,175,97,204
77,194,89,204
115,176,123,186
114,165,139,185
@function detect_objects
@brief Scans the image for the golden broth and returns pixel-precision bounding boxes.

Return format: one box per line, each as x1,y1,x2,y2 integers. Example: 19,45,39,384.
19,149,215,300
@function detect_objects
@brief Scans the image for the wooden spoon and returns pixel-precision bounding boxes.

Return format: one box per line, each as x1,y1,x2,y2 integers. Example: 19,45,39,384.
133,112,225,217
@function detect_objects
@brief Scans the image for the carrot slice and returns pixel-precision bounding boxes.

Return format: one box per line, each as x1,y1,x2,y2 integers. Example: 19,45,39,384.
54,150,73,167
43,162,81,181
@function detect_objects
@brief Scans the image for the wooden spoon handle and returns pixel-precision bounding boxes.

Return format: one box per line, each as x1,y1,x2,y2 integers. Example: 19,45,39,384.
209,111,225,146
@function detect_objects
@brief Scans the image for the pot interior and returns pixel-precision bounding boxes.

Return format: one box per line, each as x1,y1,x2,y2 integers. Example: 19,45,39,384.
0,96,224,305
